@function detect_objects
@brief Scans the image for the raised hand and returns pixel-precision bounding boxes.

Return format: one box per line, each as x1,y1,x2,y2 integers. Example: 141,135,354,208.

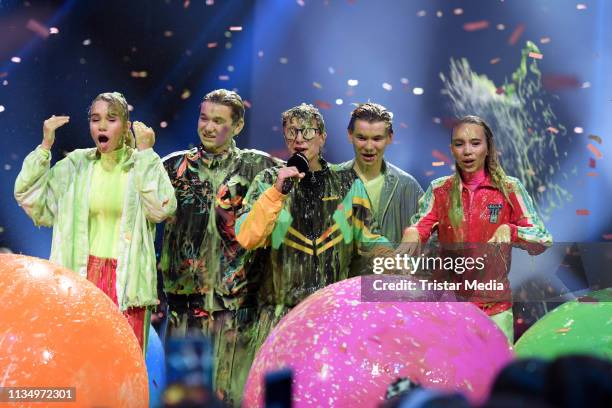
132,121,155,151
42,115,70,150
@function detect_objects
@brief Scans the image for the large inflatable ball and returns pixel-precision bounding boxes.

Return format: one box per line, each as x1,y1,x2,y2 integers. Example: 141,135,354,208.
146,326,167,408
515,289,612,361
0,254,148,407
243,276,513,407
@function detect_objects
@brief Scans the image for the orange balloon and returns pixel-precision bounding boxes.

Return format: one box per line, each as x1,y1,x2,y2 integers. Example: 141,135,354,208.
0,254,148,408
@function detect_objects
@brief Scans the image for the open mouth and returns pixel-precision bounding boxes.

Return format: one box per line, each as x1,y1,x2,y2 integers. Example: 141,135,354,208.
294,147,307,153
98,135,109,143
361,153,376,162
462,159,475,167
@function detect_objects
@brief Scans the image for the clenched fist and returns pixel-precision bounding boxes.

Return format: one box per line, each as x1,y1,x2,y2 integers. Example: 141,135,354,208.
132,121,155,151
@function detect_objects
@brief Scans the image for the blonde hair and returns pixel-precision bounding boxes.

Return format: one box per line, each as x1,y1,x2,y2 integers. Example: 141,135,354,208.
88,92,134,148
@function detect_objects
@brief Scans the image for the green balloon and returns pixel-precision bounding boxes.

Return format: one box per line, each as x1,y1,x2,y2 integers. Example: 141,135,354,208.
514,289,612,361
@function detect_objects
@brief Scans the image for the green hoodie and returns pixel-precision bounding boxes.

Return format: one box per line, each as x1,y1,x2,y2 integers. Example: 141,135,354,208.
14,145,177,310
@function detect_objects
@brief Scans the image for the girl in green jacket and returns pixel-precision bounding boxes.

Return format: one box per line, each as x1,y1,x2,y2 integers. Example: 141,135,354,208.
15,92,177,350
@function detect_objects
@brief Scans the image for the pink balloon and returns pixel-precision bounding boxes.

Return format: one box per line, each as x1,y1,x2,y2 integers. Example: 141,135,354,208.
244,276,513,407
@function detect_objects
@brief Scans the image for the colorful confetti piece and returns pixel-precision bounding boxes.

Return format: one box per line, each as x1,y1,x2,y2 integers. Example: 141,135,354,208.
463,21,489,32
508,23,525,45
26,19,50,39
588,134,602,144
575,209,590,216
587,143,602,159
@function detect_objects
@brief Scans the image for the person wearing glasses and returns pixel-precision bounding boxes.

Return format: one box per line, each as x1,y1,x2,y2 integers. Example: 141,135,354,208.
236,103,389,353
160,89,279,404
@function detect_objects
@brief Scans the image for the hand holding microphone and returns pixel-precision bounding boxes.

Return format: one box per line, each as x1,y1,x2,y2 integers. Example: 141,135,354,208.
274,152,309,194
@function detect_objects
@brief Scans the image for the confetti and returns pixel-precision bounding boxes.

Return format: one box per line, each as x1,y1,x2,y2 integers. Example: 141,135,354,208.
26,19,50,39
453,8,463,15
79,58,86,64
432,161,445,167
130,71,148,78
540,37,551,44
224,31,232,38
508,23,525,45
542,74,581,90
328,67,335,74
587,143,602,159
181,89,191,99
400,122,408,128
589,158,596,168
279,57,288,64
243,100,252,109
315,100,332,110
257,50,264,58
0,105,4,113
436,11,443,18
382,82,392,91
127,104,134,112
528,52,543,59
496,24,505,30
160,121,168,128
335,99,343,105
547,127,559,134
575,209,590,216
313,82,322,89
416,10,426,17
11,57,21,63
164,31,173,37
412,87,424,95
432,117,441,124
425,170,435,177
206,0,214,5
227,65,235,72
49,27,59,34
225,42,232,49
537,185,546,193
582,81,591,88
574,127,583,134
207,42,218,48
82,38,91,46
183,0,190,8
555,328,571,333
603,234,612,240
229,26,243,31
432,149,451,164
490,57,501,64
588,134,602,144
463,20,489,32
347,79,359,87
2,80,7,86
0,72,7,78
297,0,305,6
400,77,409,85
586,172,597,177
576,3,587,10
219,75,229,80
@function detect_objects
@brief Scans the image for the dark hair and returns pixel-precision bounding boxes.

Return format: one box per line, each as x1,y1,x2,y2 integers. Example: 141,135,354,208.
347,102,393,135
201,89,245,124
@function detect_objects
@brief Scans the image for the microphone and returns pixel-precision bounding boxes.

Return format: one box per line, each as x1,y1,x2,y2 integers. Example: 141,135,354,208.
281,152,309,194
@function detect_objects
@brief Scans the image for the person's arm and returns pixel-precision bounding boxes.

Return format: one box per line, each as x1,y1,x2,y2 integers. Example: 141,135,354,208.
235,170,287,250
14,116,72,227
403,184,438,244
132,121,177,223
505,178,552,255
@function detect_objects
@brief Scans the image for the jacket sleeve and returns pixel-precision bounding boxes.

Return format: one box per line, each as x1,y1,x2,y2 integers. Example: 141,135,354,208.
507,179,552,255
14,146,72,227
133,148,177,223
235,172,286,249
409,183,439,243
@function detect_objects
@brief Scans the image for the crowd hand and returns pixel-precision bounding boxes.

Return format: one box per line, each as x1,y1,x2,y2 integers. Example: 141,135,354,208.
41,115,70,150
274,166,305,193
488,224,511,244
132,121,155,151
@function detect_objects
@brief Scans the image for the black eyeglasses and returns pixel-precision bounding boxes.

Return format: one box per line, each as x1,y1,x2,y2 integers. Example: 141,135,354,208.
284,127,319,141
